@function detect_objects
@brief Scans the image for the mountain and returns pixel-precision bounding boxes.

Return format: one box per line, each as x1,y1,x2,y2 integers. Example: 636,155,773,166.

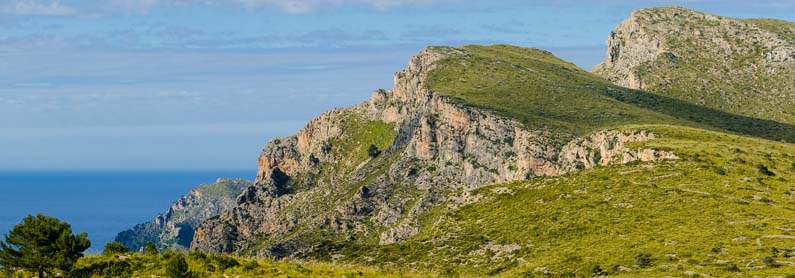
111,6,795,277
115,178,251,252
189,45,694,257
594,7,795,124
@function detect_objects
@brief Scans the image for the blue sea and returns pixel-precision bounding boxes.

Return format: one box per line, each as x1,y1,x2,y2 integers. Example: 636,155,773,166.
0,170,253,253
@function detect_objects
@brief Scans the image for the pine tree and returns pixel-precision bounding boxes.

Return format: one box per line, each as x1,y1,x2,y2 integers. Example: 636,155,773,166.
0,213,91,277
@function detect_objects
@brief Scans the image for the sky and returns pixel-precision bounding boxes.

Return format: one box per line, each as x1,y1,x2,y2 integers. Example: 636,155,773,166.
0,0,793,170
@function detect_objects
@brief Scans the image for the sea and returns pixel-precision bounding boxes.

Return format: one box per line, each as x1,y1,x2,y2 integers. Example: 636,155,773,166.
0,169,253,253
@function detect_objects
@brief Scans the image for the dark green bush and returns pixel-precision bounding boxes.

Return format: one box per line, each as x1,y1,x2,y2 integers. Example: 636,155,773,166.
635,253,652,268
166,254,193,278
367,144,381,158
103,242,130,256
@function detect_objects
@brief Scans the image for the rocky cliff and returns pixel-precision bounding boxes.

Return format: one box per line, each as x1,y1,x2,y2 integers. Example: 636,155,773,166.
190,47,676,257
593,7,795,124
115,178,251,252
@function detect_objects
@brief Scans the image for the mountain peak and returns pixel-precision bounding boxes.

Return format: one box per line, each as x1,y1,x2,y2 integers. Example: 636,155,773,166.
594,7,795,124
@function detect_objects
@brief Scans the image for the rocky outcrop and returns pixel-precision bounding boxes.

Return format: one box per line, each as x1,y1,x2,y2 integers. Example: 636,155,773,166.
115,178,251,252
559,130,678,171
191,47,677,257
593,7,795,124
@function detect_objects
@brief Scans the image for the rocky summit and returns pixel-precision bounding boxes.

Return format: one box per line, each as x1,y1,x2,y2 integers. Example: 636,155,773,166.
118,7,795,277
594,7,795,124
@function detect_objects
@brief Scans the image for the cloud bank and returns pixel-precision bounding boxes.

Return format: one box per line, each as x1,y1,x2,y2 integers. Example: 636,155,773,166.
0,0,454,16
1,0,76,15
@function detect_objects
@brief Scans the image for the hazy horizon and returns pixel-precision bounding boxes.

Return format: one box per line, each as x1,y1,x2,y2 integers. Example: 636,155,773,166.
2,0,793,169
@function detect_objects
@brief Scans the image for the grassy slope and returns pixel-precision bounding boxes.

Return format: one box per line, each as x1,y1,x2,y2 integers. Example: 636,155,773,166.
426,44,795,142
0,253,431,278
321,124,795,277
425,45,684,136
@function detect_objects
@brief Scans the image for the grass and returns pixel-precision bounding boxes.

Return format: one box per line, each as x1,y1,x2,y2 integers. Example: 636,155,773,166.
425,45,795,143
0,251,434,278
425,45,684,137
306,125,795,276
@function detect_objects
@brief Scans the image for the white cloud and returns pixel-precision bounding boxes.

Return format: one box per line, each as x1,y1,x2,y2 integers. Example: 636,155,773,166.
1,0,76,16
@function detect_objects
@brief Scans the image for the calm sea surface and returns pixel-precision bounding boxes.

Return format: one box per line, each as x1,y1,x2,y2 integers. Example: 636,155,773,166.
0,170,253,253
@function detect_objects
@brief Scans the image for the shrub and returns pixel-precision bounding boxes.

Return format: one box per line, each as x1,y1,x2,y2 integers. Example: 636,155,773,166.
368,144,381,158
144,241,159,256
103,241,130,256
166,253,194,278
213,255,240,271
757,164,775,176
591,264,606,276
188,250,207,260
763,256,779,267
242,260,259,272
726,264,740,272
71,257,132,277
635,253,652,268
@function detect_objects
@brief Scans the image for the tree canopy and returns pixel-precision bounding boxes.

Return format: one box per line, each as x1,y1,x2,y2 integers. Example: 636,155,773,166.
0,213,90,277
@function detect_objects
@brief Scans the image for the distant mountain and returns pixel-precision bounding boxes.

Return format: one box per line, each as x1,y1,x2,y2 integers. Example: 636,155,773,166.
115,178,251,252
594,7,795,124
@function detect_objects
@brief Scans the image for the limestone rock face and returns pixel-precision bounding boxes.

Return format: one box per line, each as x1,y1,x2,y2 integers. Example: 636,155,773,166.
115,178,251,252
593,7,795,124
190,47,675,257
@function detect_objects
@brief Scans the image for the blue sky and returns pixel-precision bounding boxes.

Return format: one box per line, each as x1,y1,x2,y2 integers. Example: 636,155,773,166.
1,0,793,169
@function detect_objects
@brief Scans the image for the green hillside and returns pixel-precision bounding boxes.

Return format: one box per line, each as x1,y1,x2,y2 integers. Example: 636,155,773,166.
427,44,795,142
62,252,433,278
310,124,795,277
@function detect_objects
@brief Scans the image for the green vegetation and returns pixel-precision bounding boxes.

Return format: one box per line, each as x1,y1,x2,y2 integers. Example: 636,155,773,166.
426,44,795,143
66,251,431,278
165,253,193,278
0,216,428,278
333,114,396,168
102,242,129,256
144,241,158,256
308,125,795,276
426,45,682,136
367,144,381,158
0,214,91,277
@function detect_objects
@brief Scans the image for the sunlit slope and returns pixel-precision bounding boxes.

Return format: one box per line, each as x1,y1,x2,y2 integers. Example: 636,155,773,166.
313,125,795,277
427,44,795,142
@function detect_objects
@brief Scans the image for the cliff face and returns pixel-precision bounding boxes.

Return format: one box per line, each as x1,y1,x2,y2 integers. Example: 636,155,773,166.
593,7,795,124
191,47,675,256
115,178,251,252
